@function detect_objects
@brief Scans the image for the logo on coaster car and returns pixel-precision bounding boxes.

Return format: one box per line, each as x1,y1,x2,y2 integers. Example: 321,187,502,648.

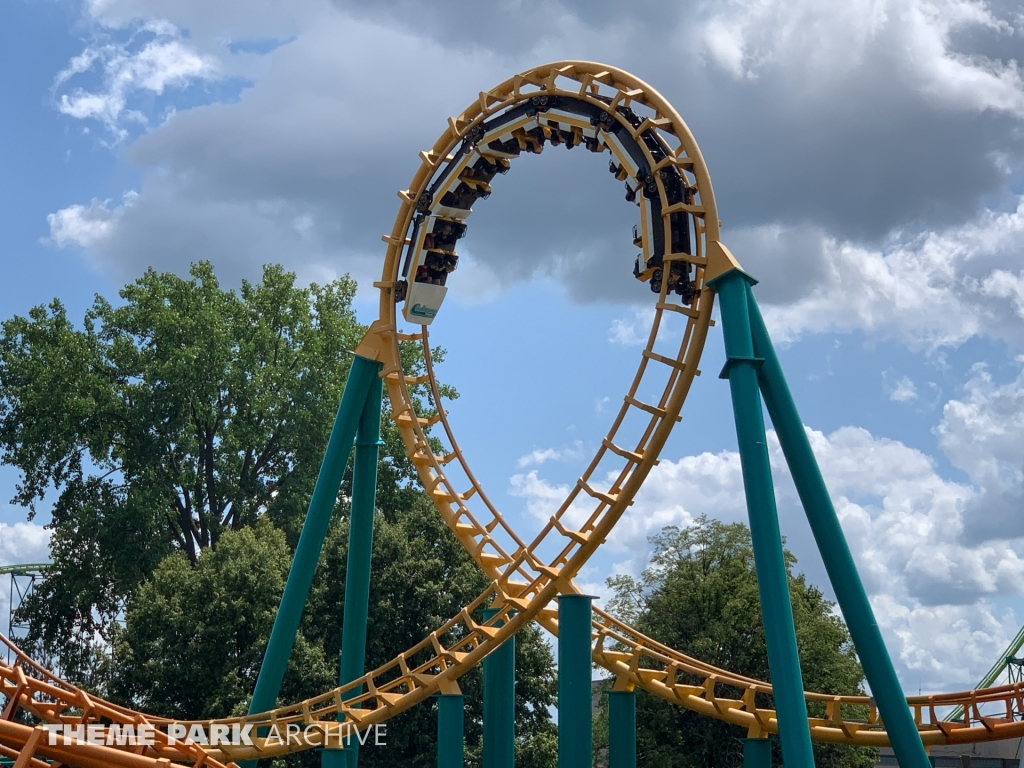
410,303,437,318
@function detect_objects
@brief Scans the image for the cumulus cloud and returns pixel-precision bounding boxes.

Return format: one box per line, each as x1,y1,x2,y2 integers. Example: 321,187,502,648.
48,8,536,287
608,308,656,347
889,376,919,403
54,20,220,140
46,191,138,249
938,363,1024,483
516,441,584,468
749,199,1024,348
872,594,1018,689
699,0,1024,118
936,363,1024,542
0,523,51,566
508,470,593,528
45,0,1024,303
443,252,507,306
512,420,1024,691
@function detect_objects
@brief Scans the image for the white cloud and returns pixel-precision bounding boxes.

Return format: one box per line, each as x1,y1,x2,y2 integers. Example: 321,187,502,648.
699,0,1024,117
523,418,1022,692
981,269,1024,320
608,308,655,347
46,192,137,249
890,376,919,403
938,364,1024,484
702,18,749,79
508,470,599,529
0,523,51,566
44,7,533,286
44,0,1024,304
753,198,1024,348
935,363,1024,543
872,594,1017,689
516,441,584,468
509,471,569,523
55,21,219,139
446,252,508,307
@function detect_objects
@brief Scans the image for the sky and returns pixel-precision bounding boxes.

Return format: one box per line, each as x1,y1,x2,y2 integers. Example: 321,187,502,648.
2,0,1024,701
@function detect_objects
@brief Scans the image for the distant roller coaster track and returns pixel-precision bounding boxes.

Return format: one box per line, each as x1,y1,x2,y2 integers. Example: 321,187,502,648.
0,62,1021,767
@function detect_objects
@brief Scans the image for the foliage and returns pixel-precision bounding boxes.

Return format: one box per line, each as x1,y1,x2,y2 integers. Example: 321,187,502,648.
0,262,372,675
304,492,558,768
106,517,332,720
0,260,555,765
108,495,557,767
599,516,877,768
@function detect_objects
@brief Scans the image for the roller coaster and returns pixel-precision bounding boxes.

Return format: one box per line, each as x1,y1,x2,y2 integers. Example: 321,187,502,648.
1,61,1023,768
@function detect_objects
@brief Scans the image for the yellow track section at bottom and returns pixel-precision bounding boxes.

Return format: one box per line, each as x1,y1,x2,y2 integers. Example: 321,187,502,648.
0,62,1019,768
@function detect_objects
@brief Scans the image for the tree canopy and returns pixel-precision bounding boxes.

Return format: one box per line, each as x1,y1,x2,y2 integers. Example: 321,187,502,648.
0,262,377,673
0,261,557,766
108,496,557,768
600,516,877,768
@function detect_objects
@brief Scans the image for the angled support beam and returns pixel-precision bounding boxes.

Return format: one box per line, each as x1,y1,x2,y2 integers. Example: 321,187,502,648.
241,354,381,768
708,268,815,768
746,284,930,768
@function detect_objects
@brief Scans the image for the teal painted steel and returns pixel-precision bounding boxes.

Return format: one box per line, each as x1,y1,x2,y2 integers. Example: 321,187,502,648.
741,738,772,768
607,690,636,768
482,608,515,768
242,354,379,768
558,595,594,768
331,368,384,768
437,694,465,768
710,269,815,768
746,286,930,768
320,749,348,768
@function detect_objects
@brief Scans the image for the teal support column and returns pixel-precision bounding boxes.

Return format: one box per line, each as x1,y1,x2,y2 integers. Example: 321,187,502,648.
709,269,815,768
242,354,380,768
320,742,347,768
328,368,384,768
606,690,636,768
483,608,515,768
740,738,772,768
437,694,465,768
746,285,930,768
558,594,594,768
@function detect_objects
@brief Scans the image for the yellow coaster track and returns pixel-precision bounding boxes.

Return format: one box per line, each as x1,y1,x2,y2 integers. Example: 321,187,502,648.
1,61,1020,767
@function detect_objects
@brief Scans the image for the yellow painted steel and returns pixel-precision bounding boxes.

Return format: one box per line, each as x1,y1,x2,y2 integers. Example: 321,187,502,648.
0,62,1020,768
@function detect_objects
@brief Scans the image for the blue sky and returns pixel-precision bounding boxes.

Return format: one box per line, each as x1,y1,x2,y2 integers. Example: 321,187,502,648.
3,0,1024,699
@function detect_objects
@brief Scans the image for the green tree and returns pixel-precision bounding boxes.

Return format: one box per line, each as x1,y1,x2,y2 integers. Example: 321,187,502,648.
108,495,557,767
105,517,333,722
0,262,371,677
600,516,876,768
0,261,557,765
